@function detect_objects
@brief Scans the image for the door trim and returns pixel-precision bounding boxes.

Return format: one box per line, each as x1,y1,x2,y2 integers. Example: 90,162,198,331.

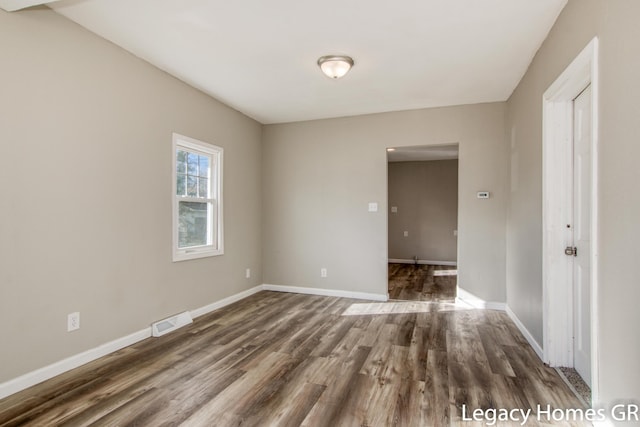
542,38,599,402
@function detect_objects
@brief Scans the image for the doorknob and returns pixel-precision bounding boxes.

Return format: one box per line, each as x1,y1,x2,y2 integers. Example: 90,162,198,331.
565,246,577,256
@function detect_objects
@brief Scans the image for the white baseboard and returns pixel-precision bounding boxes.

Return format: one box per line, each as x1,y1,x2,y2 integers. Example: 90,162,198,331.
0,328,151,400
0,283,386,399
190,285,263,318
455,287,506,311
0,285,264,400
262,284,388,302
506,305,544,361
388,258,457,266
3,283,534,401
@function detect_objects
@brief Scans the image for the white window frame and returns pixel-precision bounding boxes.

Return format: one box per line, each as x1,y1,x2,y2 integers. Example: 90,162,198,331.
172,133,224,261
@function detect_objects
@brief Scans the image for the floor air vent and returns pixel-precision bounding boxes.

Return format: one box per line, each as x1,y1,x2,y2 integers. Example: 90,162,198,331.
151,311,193,337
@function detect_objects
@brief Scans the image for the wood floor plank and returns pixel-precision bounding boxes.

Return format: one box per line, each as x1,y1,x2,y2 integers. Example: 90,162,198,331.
477,324,517,377
388,263,457,302
86,387,167,427
393,378,427,427
300,345,371,426
0,290,587,427
178,351,293,425
239,357,326,427
425,349,450,426
406,325,429,381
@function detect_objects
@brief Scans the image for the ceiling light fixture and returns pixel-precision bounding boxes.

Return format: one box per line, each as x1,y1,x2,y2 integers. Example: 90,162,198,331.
317,55,354,79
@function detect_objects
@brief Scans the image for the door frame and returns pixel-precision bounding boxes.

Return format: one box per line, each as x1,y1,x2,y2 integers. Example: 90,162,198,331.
385,144,460,298
542,38,599,401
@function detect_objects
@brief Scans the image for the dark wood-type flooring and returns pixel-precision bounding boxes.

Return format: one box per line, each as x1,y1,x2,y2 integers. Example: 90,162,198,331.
389,263,457,302
0,291,587,426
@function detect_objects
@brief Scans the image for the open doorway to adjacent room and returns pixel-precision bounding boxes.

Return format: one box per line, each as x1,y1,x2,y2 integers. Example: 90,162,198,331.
387,144,459,302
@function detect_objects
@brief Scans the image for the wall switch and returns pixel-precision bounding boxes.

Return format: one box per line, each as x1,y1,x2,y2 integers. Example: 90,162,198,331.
320,268,327,278
67,312,80,332
477,191,490,199
245,268,251,279
368,202,378,212
391,206,398,213
403,231,409,237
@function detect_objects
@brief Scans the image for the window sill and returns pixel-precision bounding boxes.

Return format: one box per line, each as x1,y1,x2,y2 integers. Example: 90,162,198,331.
173,248,223,262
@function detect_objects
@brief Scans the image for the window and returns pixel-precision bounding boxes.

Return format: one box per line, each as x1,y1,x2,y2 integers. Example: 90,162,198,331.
172,133,223,261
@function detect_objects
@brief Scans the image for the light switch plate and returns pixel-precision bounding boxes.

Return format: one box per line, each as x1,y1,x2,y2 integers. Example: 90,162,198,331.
368,202,378,212
391,206,398,213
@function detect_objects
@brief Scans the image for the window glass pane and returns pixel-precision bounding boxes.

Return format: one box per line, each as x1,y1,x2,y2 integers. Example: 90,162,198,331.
187,152,199,175
198,155,210,178
187,175,197,197
176,150,187,173
176,173,186,196
198,177,208,198
178,201,209,248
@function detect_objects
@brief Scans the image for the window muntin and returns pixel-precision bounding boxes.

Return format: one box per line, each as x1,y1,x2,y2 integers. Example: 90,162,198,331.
172,133,223,261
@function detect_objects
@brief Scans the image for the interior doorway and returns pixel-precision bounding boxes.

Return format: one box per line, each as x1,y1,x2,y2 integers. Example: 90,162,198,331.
386,144,459,302
542,38,598,404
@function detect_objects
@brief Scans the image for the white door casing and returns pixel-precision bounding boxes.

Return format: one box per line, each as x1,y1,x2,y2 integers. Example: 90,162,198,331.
572,85,592,387
542,37,599,402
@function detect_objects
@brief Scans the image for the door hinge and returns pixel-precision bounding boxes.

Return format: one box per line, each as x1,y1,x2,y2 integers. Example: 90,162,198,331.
564,246,577,256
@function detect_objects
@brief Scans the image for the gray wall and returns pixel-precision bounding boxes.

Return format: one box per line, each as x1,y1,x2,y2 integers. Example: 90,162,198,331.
0,8,263,382
507,0,640,407
388,160,458,263
262,103,507,302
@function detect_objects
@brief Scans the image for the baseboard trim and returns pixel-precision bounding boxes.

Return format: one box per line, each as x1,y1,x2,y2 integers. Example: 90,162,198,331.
455,287,506,311
3,284,541,402
0,285,265,400
0,328,151,400
388,258,457,266
505,305,544,361
190,285,264,318
262,284,388,302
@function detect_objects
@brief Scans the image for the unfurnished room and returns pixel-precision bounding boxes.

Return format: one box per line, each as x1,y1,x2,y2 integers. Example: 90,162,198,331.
1,0,639,426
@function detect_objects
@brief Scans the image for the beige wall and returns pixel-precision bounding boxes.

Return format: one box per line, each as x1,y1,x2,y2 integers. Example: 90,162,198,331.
263,103,507,302
388,160,458,262
507,0,640,408
0,8,262,382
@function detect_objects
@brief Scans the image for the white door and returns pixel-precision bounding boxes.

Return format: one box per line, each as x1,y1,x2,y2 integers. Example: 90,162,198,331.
572,84,592,387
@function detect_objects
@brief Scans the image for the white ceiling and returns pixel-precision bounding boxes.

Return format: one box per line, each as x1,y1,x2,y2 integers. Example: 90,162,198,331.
0,0,59,12
387,144,459,162
45,0,567,124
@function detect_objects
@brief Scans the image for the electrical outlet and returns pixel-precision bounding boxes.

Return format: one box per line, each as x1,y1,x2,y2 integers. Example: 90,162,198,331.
320,268,327,278
245,268,251,279
67,312,80,332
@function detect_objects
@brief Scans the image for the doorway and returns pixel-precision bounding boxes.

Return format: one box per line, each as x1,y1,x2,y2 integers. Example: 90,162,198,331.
542,38,598,404
386,144,459,302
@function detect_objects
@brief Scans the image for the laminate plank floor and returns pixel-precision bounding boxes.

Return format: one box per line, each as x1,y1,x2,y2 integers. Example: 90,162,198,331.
389,263,457,302
0,291,589,426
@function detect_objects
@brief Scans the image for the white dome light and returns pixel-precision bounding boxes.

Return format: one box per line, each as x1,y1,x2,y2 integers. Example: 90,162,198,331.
317,55,354,79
